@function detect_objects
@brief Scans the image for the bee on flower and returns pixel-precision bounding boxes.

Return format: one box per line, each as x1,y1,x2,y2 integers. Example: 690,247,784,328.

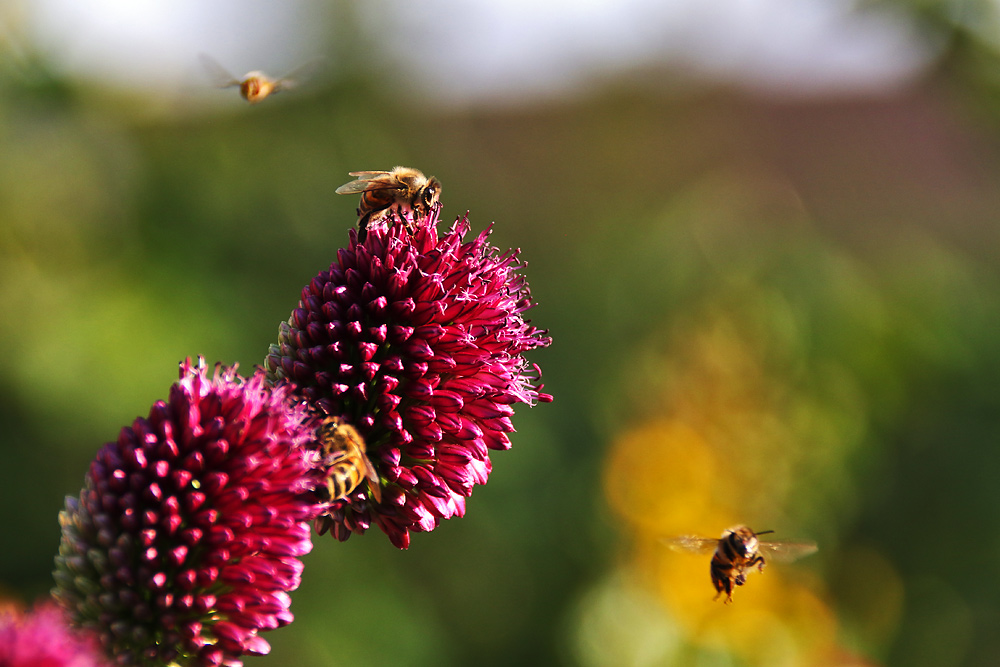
266,187,551,549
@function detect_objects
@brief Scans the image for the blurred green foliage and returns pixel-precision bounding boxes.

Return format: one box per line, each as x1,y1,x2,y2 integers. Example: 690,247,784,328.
3,6,1000,665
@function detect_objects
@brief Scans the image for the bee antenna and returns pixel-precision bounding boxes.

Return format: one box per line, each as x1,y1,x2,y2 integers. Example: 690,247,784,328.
755,530,775,536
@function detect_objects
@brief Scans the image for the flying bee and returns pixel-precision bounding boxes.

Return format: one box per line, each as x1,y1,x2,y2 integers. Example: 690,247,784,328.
198,54,314,104
335,166,441,242
317,416,382,504
664,526,817,603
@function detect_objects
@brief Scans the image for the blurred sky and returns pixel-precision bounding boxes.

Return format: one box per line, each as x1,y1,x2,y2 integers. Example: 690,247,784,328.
12,0,934,103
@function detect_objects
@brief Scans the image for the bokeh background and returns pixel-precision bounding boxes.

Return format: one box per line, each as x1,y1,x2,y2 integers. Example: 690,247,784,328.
2,1,1000,665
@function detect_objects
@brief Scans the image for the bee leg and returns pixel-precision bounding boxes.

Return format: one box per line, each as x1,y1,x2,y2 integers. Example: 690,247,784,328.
396,204,417,235
357,210,373,243
391,204,405,231
719,576,735,603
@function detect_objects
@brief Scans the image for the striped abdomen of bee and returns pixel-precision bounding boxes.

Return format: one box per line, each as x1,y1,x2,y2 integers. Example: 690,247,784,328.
317,416,382,503
709,526,772,602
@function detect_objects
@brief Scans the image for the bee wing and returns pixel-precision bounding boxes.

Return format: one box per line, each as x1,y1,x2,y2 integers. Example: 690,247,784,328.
347,170,392,179
335,179,379,194
335,172,404,195
275,57,328,89
360,453,382,503
661,535,719,555
758,540,818,563
198,53,241,88
272,78,298,93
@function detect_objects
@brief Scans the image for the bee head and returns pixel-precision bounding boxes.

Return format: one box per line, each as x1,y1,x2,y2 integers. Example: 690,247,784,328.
745,528,773,554
422,177,441,208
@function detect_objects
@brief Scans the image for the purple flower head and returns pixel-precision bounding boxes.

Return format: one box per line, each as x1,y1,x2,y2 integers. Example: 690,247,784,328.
0,602,108,667
265,206,552,548
53,359,324,667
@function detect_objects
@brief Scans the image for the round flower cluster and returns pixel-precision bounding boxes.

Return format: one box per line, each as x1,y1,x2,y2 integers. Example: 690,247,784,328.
53,360,323,666
266,207,551,548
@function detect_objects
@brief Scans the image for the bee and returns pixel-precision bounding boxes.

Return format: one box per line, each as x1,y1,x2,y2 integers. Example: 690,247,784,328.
317,416,382,504
199,54,310,104
335,166,441,241
664,526,817,603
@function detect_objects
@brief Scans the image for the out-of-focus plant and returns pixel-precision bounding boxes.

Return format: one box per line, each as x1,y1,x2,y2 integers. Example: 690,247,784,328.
0,601,110,667
572,170,948,666
597,308,877,666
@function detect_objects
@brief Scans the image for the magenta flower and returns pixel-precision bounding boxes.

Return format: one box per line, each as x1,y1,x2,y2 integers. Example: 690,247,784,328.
265,206,552,549
0,602,108,667
53,359,323,667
